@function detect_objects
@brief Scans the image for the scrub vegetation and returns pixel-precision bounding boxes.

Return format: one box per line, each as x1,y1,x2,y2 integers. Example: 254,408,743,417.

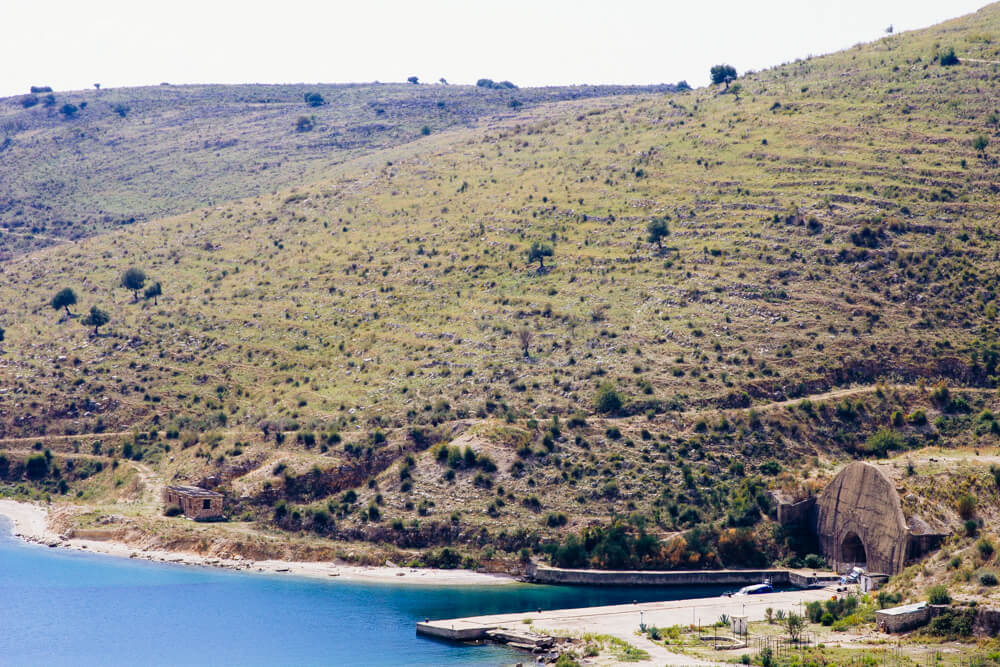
3,6,1000,572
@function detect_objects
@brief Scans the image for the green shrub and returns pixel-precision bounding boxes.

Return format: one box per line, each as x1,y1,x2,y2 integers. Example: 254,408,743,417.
25,454,48,480
594,383,623,414
862,428,904,457
958,494,977,520
926,609,974,637
554,654,580,667
164,505,182,517
927,585,951,605
803,553,826,569
980,571,998,586
938,47,959,66
759,460,781,475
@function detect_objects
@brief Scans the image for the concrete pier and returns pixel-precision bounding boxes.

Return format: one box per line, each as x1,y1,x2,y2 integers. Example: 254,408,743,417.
417,588,837,664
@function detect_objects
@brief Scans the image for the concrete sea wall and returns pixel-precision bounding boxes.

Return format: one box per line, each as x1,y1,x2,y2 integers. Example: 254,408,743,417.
527,565,838,588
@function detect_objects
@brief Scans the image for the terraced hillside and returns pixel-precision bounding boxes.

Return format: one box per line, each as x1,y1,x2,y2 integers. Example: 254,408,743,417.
0,81,676,257
3,6,1000,567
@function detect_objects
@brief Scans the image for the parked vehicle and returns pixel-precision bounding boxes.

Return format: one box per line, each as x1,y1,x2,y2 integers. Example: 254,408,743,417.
734,580,773,596
840,567,865,585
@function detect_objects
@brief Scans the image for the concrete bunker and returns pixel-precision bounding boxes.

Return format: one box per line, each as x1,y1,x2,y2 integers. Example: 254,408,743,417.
814,461,943,574
773,461,946,575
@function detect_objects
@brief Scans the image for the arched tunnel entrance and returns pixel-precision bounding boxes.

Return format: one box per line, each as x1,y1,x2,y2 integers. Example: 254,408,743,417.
841,532,867,569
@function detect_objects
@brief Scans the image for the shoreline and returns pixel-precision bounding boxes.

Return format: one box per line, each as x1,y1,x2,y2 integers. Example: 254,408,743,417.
0,499,518,587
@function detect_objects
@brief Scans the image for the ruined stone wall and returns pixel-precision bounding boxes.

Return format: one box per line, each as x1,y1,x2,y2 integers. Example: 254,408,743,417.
777,497,815,526
814,462,909,574
163,488,223,520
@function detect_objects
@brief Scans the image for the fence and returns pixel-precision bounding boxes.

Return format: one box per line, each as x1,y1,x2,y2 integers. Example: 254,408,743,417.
751,633,815,660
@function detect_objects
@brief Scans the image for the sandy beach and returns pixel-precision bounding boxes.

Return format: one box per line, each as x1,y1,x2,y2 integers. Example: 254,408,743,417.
0,499,516,586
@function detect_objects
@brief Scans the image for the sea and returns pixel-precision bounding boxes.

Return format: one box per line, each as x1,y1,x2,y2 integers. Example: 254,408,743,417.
0,517,731,666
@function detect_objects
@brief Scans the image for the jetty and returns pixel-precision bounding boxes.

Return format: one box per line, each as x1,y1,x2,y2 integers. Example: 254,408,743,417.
417,587,837,642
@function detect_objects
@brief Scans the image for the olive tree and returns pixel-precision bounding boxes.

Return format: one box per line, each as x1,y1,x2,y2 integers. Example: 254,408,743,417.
144,281,162,305
50,287,77,316
647,217,670,251
82,306,110,335
710,64,738,89
121,267,147,301
526,241,553,270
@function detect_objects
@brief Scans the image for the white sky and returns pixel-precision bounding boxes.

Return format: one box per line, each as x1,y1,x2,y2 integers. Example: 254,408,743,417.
1,1,992,97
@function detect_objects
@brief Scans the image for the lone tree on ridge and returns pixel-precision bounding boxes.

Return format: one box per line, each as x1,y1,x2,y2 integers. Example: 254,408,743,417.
121,267,147,302
526,241,553,271
710,64,738,89
82,306,109,335
50,287,77,316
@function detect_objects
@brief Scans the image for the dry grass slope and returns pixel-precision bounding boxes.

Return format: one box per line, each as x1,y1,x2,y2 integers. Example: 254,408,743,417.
4,5,1000,566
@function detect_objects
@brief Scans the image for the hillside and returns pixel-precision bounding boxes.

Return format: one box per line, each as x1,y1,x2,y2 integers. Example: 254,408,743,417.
3,5,1000,569
0,81,676,257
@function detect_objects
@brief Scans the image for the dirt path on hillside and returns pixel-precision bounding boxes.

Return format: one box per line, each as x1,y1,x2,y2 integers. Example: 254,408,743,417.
128,461,164,509
0,229,74,245
685,383,993,419
0,382,991,447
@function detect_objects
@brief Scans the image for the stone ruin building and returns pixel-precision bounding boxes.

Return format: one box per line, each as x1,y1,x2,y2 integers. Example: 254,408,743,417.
163,485,224,520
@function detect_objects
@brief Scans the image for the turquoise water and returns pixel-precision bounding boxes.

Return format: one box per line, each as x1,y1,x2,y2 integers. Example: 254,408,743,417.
0,517,732,666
